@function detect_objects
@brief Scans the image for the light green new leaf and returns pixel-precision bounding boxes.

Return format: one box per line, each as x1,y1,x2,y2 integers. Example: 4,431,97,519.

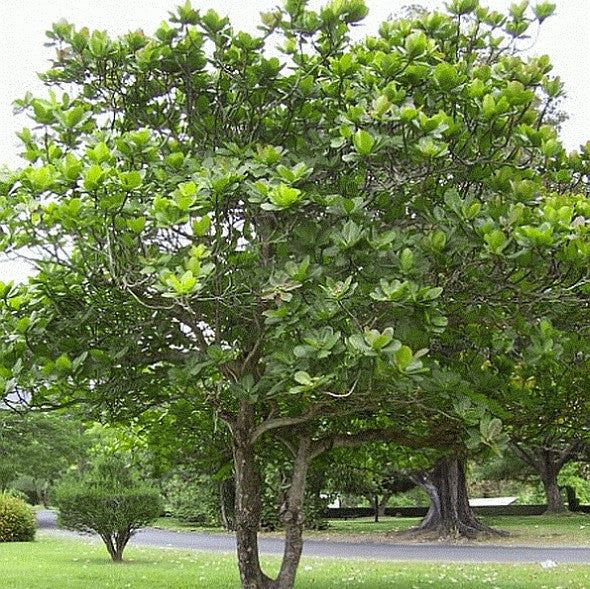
353,129,374,156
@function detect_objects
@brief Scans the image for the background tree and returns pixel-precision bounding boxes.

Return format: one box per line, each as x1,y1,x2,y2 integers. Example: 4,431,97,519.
0,410,88,505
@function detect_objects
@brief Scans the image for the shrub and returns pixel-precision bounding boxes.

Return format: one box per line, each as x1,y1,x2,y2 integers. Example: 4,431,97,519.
0,492,36,542
55,482,162,561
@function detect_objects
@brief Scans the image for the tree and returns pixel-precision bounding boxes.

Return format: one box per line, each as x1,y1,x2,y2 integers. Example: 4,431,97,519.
512,437,586,513
487,320,590,513
0,410,88,505
0,1,588,587
55,454,162,562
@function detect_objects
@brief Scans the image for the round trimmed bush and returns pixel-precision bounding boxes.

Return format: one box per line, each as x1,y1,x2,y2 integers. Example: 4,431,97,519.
0,492,36,542
55,482,162,561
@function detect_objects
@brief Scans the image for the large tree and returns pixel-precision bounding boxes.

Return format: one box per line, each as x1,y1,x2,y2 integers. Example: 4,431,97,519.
0,1,588,587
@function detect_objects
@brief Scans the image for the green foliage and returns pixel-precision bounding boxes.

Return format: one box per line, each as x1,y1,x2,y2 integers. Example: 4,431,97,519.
559,463,590,505
163,474,220,525
55,454,162,561
0,492,36,542
0,411,89,505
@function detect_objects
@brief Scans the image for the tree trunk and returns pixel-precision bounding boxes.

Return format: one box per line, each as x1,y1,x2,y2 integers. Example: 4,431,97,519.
378,493,391,517
410,456,503,539
541,472,567,514
101,531,130,562
232,401,272,589
231,398,312,589
272,437,311,589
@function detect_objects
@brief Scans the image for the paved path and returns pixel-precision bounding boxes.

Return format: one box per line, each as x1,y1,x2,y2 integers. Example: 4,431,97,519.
37,510,590,564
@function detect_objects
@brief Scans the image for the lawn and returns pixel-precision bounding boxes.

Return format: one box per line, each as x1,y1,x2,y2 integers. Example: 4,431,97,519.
313,513,590,545
154,513,590,546
3,533,590,589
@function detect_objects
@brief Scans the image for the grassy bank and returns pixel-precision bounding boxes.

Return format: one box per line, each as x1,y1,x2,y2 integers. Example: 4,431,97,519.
153,513,590,546
4,533,590,588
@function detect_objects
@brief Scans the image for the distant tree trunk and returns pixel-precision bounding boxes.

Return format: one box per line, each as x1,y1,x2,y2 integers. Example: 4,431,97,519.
378,493,391,517
542,473,567,514
410,456,503,538
220,477,235,531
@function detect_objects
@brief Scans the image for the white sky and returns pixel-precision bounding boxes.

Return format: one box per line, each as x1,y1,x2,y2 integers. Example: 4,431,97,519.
0,0,589,282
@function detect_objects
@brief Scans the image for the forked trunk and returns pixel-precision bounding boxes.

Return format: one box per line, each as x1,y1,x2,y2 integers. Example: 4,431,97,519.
102,531,130,562
232,399,312,589
512,441,574,514
410,456,504,539
378,493,391,517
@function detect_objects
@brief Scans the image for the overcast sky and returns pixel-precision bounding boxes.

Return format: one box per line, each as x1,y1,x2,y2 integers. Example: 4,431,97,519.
0,1,588,281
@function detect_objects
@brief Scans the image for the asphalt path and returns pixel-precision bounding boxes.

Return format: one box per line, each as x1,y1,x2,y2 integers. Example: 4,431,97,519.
37,510,590,564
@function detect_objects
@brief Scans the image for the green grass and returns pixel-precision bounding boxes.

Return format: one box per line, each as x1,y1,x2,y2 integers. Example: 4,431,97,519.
153,516,225,533
154,513,590,546
3,533,590,588
482,513,590,546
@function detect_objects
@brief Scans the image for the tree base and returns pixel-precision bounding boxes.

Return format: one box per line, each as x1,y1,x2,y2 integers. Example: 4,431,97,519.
391,519,509,542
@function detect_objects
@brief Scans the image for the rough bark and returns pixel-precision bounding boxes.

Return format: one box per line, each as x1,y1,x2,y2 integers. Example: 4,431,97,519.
272,437,311,589
233,400,272,589
409,456,505,539
542,474,567,514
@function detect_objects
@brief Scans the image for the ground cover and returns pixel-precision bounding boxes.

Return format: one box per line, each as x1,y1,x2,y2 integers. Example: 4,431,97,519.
154,513,590,546
3,533,590,589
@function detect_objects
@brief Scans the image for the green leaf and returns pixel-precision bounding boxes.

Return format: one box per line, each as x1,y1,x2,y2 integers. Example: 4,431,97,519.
192,216,211,237
267,184,302,209
294,371,313,386
126,217,146,233
480,416,503,440
533,2,555,23
404,32,428,58
484,229,507,254
55,354,72,372
83,164,105,191
63,154,83,182
118,170,142,190
166,152,185,169
353,129,374,156
16,317,31,333
430,230,447,251
433,63,459,91
395,345,413,371
26,166,56,191
400,248,413,271
371,94,391,117
173,181,198,210
87,142,111,164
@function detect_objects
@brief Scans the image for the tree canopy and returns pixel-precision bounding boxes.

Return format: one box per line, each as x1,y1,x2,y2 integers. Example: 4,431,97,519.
0,0,588,587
